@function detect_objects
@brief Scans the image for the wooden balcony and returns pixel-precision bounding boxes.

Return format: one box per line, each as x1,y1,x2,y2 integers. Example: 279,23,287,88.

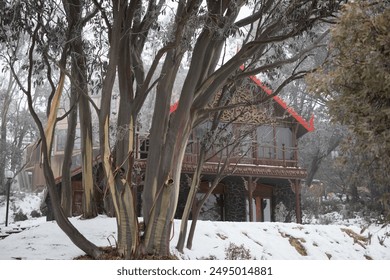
135,141,307,180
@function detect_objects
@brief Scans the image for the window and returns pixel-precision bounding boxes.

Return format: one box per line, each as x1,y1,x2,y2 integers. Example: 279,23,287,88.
257,125,274,158
56,128,81,152
56,129,67,152
233,125,253,158
275,127,292,159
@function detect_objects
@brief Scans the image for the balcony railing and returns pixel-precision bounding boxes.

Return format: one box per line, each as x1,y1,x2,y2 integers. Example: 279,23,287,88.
137,139,299,168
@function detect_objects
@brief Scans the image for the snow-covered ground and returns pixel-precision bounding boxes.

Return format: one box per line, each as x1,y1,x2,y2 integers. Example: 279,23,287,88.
1,191,390,260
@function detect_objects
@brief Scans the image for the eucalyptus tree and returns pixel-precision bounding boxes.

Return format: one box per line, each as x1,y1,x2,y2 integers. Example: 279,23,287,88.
61,0,99,218
0,15,41,193
0,0,103,258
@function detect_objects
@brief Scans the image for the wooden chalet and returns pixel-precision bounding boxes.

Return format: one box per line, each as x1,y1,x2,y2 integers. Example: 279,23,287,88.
171,74,313,223
23,74,314,223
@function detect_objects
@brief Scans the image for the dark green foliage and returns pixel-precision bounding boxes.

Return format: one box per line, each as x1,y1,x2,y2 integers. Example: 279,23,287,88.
306,1,390,220
30,209,41,218
308,1,390,171
14,210,28,222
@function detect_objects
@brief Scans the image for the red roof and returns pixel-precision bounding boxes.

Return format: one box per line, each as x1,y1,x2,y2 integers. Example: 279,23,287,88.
247,73,314,133
170,70,314,133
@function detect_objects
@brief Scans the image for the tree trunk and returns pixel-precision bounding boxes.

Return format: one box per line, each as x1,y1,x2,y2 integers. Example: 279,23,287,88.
96,1,142,258
176,148,205,253
28,68,103,258
114,174,139,258
0,104,8,194
79,95,97,219
0,72,14,194
141,47,187,255
186,202,201,250
63,0,98,219
142,2,234,255
60,92,77,217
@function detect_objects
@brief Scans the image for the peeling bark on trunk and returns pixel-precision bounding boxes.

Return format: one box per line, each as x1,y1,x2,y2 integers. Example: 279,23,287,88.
76,39,97,219
33,71,102,258
63,0,98,219
97,1,141,258
80,95,96,219
141,51,186,255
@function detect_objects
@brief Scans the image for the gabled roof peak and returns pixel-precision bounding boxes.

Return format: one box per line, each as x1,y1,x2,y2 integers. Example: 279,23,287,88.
247,72,314,133
170,68,315,134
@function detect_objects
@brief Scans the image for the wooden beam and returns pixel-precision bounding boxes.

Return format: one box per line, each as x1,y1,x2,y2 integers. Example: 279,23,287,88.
248,177,253,222
255,196,263,222
292,179,302,224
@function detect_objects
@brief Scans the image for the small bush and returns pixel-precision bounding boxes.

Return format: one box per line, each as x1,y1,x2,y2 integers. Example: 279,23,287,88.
198,255,217,260
14,210,28,222
30,210,41,218
225,243,253,260
40,205,48,216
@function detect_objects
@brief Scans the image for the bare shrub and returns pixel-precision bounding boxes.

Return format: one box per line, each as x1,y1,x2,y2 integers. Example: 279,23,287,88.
225,243,253,260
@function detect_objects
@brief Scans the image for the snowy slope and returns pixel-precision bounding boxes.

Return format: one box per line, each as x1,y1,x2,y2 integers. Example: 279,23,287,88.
0,192,389,260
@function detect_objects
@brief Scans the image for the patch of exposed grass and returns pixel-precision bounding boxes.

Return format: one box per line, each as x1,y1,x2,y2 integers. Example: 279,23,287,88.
288,237,307,256
341,228,369,248
279,230,307,256
242,231,263,247
216,232,228,240
364,255,373,260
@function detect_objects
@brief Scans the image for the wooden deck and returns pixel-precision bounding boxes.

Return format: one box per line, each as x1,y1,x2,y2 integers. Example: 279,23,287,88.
135,140,306,179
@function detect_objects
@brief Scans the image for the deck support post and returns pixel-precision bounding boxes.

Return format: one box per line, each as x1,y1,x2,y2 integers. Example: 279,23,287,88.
291,179,302,224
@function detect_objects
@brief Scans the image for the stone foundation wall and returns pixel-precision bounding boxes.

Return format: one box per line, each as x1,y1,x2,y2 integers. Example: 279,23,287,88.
273,186,297,222
224,180,247,221
175,176,300,223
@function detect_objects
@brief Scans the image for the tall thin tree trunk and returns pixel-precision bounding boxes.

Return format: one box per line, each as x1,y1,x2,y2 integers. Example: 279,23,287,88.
79,95,97,218
142,49,187,255
60,92,77,217
0,72,14,194
0,105,8,193
176,148,205,252
96,1,141,258
74,31,97,219
30,70,102,258
63,0,98,219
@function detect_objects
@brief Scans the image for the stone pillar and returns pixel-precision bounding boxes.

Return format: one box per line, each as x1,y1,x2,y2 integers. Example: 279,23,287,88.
224,179,246,221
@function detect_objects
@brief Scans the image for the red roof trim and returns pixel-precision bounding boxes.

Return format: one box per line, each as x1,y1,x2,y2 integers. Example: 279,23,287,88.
247,72,315,132
170,68,314,133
